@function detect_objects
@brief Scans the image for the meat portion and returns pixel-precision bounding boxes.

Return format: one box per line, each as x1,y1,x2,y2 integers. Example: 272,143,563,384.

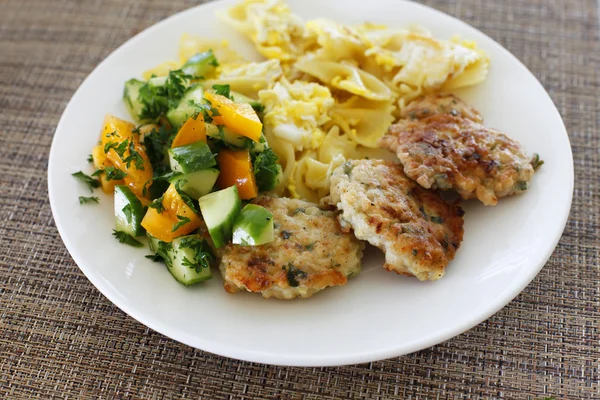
218,196,364,299
381,114,535,205
400,92,483,123
323,159,464,281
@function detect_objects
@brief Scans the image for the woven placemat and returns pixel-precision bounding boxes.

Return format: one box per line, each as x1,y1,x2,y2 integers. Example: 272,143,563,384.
1,0,598,398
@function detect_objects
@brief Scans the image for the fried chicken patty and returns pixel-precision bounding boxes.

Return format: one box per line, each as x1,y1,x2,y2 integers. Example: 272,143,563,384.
323,160,464,281
381,114,535,205
218,196,364,299
399,92,484,123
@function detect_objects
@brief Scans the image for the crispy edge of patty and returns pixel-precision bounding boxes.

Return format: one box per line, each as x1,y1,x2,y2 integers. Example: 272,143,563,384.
324,160,464,281
381,114,535,205
218,196,364,299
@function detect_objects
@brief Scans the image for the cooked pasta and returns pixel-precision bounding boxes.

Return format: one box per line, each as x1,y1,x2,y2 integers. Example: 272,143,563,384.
144,0,489,201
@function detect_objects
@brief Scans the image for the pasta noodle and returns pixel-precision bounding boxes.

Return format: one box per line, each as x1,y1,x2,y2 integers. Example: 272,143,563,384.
143,0,491,200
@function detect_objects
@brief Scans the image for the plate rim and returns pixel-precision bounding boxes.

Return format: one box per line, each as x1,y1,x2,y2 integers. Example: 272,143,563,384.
47,0,574,366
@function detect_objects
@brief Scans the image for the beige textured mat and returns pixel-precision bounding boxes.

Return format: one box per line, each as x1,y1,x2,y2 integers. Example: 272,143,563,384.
0,0,598,398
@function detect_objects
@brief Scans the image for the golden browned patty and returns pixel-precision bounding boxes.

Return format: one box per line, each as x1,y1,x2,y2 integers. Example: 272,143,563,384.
400,93,483,123
323,160,464,281
381,114,536,206
218,196,364,299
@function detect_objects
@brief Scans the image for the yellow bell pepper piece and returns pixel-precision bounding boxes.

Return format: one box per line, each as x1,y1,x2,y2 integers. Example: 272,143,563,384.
141,184,202,242
204,92,262,142
100,115,153,202
92,144,124,194
171,115,206,148
217,150,258,200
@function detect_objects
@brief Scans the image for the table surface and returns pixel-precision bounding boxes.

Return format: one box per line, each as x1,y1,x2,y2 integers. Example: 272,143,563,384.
1,0,599,398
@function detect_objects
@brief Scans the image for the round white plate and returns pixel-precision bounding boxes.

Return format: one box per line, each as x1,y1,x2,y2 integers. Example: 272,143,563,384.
48,0,573,366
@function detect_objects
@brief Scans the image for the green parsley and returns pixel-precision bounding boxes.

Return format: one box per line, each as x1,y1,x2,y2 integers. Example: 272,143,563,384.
174,179,198,213
138,69,192,121
213,84,231,99
172,215,191,232
531,153,544,170
145,254,164,262
78,196,99,205
179,236,215,273
104,166,127,181
87,154,93,163
285,264,307,287
252,148,280,192
72,171,100,192
143,125,177,175
112,230,143,247
123,140,145,170
149,196,165,213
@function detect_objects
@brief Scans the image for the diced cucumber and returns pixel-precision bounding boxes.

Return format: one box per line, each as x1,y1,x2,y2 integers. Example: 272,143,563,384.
166,85,205,128
199,186,242,248
114,185,145,236
147,234,214,286
168,141,216,174
230,90,264,113
123,79,145,122
181,50,219,79
205,123,250,148
168,168,219,199
232,204,274,246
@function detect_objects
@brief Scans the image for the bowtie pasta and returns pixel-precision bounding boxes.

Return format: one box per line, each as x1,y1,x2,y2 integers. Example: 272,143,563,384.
146,0,489,201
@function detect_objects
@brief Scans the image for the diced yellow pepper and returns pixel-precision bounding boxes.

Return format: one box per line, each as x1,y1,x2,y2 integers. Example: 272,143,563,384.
204,92,262,142
100,115,153,202
171,115,206,148
92,144,123,194
217,150,258,200
141,184,202,242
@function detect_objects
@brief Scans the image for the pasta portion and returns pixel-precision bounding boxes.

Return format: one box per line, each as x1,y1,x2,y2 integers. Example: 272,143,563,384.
144,0,490,201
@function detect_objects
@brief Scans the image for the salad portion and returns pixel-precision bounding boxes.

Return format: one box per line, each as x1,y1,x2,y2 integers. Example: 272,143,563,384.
78,50,282,286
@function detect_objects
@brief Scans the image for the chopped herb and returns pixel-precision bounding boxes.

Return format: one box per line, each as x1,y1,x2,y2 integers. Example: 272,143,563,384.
172,215,191,232
252,148,280,192
91,169,104,177
146,254,163,262
78,196,99,205
87,154,93,163
112,230,143,247
114,140,129,158
213,84,231,99
122,204,133,224
179,236,215,273
143,125,177,175
293,207,305,215
103,141,118,154
72,171,100,192
174,179,198,213
430,216,444,224
412,249,418,256
304,243,315,251
104,166,127,181
515,181,528,191
285,264,307,287
149,196,165,213
138,69,191,121
531,153,544,170
281,230,292,240
123,140,145,170
251,103,265,113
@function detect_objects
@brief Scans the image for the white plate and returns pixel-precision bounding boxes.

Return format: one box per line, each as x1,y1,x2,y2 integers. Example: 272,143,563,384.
48,0,573,366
